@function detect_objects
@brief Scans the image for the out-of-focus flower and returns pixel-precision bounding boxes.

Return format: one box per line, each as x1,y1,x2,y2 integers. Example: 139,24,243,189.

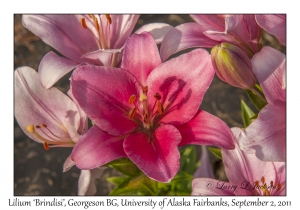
256,15,286,46
14,66,87,170
78,167,106,196
194,146,215,179
160,14,262,61
211,42,256,89
191,128,286,196
22,15,173,88
238,46,286,162
70,32,235,182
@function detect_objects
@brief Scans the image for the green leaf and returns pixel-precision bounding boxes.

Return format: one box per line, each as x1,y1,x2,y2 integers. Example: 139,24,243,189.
179,146,198,174
141,177,158,196
109,175,158,196
208,147,222,159
246,85,267,111
241,99,256,127
106,176,128,186
107,158,141,177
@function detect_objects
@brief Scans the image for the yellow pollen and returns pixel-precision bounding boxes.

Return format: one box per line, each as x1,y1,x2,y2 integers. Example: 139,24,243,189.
106,14,112,24
26,125,35,133
129,94,137,104
139,93,148,102
80,18,88,29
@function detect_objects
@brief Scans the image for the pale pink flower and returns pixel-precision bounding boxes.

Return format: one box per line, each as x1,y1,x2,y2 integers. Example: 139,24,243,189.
22,15,173,88
14,66,87,171
160,15,262,61
256,15,286,46
192,128,286,196
238,46,286,162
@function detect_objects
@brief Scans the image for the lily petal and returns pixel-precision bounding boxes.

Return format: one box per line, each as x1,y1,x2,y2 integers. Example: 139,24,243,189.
123,124,181,182
252,46,286,103
63,155,75,172
39,52,79,89
256,15,286,46
135,23,173,44
238,102,286,162
224,127,284,195
177,110,235,149
22,15,98,62
71,64,142,136
78,168,106,196
191,178,235,196
111,15,140,49
121,32,162,85
80,48,122,67
71,126,127,169
160,22,219,61
146,49,214,126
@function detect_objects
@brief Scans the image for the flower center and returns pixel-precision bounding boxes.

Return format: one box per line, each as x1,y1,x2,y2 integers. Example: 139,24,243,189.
26,123,74,150
127,86,165,132
253,176,282,196
80,14,112,50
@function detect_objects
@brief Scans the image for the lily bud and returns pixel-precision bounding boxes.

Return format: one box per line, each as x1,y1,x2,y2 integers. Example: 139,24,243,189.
211,42,256,89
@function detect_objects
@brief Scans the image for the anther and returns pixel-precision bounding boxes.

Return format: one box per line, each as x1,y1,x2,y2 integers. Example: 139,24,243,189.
157,101,164,114
129,95,137,104
270,181,274,188
154,93,161,100
95,18,100,31
41,123,47,128
277,183,281,191
80,18,88,29
261,176,265,184
43,142,49,150
106,14,112,24
128,107,137,119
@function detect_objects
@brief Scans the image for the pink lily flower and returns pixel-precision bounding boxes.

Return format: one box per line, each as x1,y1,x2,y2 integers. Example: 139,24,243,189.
14,66,87,170
160,14,262,61
191,128,286,196
70,32,235,182
238,46,286,162
255,15,286,46
22,15,173,89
